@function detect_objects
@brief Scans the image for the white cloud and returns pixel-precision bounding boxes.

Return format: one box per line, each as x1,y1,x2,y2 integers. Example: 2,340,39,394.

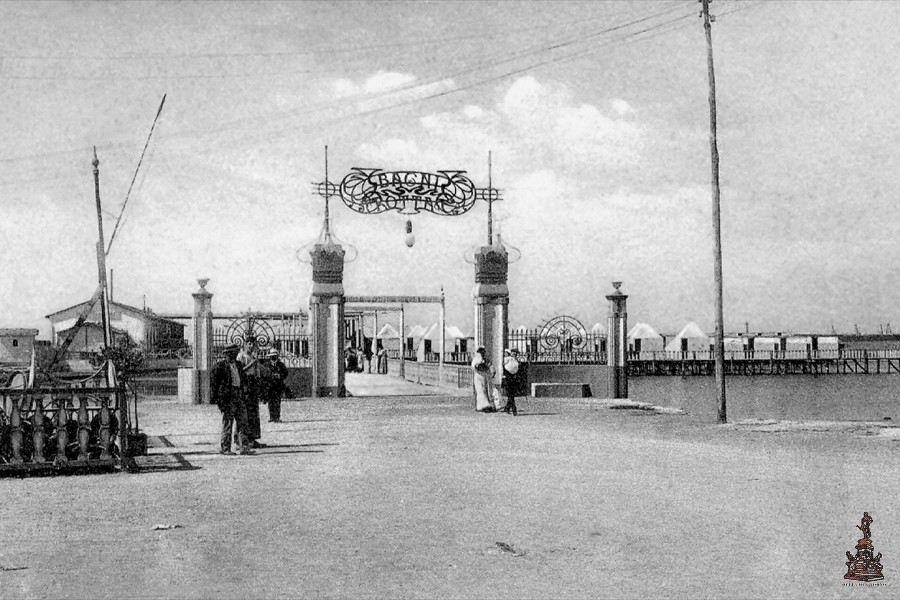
333,78,358,98
610,98,633,116
462,105,484,119
364,71,416,94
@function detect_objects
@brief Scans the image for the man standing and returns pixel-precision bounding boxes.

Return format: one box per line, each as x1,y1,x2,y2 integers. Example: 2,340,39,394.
262,348,288,423
237,342,267,449
210,343,254,455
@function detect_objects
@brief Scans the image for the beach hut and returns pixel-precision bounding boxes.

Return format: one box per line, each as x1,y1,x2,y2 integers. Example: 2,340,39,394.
627,322,664,354
415,323,473,360
785,335,814,354
665,321,710,353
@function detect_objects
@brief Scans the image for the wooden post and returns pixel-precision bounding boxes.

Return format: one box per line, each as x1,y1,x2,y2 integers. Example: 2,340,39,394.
702,0,727,423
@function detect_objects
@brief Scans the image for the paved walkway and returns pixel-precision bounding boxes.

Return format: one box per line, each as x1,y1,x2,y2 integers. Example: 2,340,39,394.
3,391,899,599
344,372,472,398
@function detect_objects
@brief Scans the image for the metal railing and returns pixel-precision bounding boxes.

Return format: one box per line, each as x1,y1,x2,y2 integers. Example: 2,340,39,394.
0,386,127,473
627,349,900,361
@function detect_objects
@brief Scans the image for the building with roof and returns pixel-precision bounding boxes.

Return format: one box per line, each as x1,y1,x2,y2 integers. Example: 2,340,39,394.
0,328,39,367
46,300,186,352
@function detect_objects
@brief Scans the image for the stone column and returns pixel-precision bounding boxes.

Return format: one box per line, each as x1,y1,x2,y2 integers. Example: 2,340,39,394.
472,244,509,386
309,241,346,397
606,282,628,399
191,278,213,405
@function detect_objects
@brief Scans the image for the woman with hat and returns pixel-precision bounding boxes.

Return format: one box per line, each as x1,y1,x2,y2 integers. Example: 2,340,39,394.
472,346,497,412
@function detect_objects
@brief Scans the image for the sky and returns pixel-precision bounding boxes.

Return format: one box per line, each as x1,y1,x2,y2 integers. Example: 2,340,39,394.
3,0,900,340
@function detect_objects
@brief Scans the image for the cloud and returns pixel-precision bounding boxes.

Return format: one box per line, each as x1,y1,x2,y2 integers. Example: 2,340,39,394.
610,98,633,116
364,71,416,94
331,71,456,114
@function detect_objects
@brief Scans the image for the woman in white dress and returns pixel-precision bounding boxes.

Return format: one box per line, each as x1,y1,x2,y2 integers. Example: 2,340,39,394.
472,347,497,412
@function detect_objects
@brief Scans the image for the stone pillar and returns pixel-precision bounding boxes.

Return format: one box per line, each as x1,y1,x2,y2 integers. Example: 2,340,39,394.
606,281,628,399
191,278,213,405
309,241,346,397
472,244,509,386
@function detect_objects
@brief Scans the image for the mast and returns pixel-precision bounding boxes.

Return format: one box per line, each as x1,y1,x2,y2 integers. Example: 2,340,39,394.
93,147,115,384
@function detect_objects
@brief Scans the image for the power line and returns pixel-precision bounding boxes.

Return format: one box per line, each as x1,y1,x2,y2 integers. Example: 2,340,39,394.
0,2,697,163
1,2,693,61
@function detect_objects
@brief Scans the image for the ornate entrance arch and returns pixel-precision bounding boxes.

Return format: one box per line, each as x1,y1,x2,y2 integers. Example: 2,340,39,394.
303,149,509,397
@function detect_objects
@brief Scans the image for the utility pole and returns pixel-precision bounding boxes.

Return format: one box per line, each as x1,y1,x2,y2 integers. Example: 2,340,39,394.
702,0,727,423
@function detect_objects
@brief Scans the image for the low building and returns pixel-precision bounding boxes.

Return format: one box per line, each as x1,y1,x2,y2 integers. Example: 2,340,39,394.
0,328,39,367
46,300,186,352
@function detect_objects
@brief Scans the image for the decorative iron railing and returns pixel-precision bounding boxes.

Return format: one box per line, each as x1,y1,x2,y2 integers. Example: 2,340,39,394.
0,386,127,473
509,326,607,364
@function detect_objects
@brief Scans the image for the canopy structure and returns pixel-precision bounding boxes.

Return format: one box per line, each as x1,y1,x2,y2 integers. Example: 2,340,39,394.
376,323,400,339
664,321,709,352
419,323,471,341
590,322,607,336
406,324,427,340
627,322,664,352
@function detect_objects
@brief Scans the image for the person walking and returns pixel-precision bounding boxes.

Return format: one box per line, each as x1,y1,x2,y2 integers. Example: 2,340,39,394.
501,348,522,416
262,348,288,423
237,343,267,449
472,346,497,412
377,344,388,374
210,343,254,455
365,343,374,373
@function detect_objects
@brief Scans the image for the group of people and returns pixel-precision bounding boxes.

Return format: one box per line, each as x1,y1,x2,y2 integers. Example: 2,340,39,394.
210,342,289,455
346,343,389,374
472,346,527,415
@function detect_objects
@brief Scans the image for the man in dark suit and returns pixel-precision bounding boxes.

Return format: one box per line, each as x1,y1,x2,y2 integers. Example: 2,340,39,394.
210,343,254,455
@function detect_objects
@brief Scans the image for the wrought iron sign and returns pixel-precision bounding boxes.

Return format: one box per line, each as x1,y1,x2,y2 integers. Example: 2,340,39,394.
336,168,498,216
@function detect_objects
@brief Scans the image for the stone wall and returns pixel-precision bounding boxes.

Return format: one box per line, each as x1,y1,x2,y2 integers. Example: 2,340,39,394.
525,364,614,399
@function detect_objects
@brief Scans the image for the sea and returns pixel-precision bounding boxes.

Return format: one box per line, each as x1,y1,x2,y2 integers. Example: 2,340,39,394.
629,374,900,422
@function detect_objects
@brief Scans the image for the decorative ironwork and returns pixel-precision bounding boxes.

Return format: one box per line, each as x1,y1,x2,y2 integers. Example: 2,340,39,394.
539,316,588,352
338,168,488,216
222,314,277,351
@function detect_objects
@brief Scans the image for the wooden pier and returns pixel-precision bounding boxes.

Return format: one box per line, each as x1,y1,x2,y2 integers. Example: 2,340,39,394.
628,350,900,376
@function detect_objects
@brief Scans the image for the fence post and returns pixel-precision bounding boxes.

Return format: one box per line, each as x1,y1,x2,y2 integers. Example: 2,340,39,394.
606,282,628,399
192,279,214,405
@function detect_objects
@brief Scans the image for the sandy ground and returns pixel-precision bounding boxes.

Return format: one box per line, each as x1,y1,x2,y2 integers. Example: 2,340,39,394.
1,375,898,599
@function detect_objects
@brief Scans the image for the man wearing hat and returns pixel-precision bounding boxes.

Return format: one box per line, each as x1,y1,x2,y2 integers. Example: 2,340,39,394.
210,343,253,455
501,348,522,416
262,348,288,423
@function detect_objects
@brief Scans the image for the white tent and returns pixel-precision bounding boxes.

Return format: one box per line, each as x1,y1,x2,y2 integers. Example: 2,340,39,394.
420,323,471,341
377,323,400,339
627,322,664,352
665,321,709,352
406,324,427,340
590,322,607,336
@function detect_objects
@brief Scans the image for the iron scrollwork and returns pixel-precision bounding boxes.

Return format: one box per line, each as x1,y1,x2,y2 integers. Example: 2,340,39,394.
539,316,588,352
338,168,480,216
223,315,277,351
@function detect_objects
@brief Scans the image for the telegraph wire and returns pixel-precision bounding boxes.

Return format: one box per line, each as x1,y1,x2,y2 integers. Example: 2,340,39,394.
0,2,697,164
0,1,757,175
2,1,694,61
140,3,704,149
